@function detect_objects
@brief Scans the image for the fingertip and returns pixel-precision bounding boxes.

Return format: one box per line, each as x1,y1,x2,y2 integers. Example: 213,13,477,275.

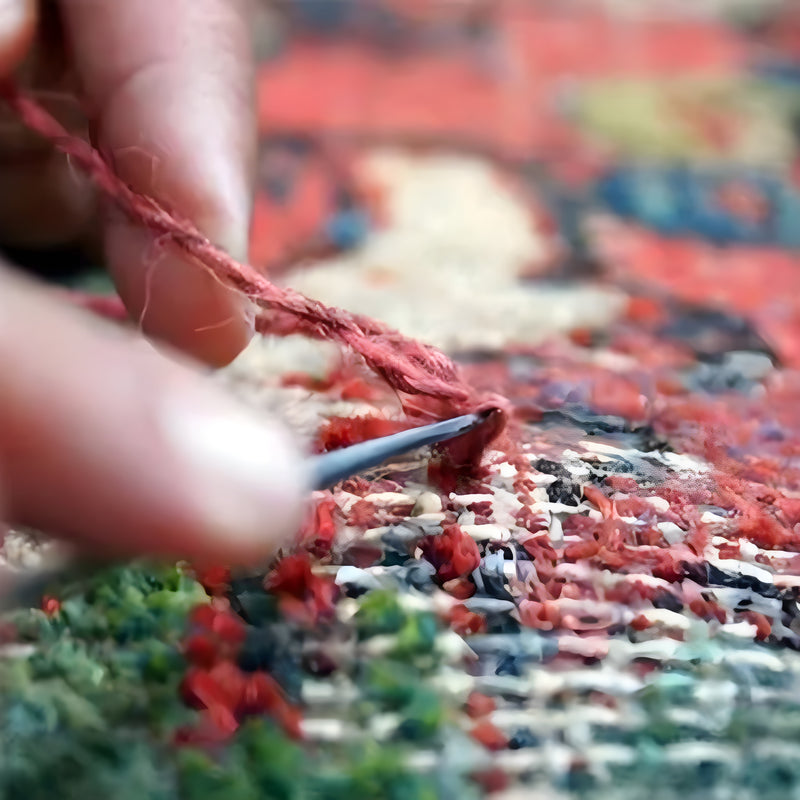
0,267,305,564
157,393,310,563
0,0,36,77
105,219,255,367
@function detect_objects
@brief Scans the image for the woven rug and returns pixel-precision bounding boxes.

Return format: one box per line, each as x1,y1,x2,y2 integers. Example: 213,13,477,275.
4,3,800,798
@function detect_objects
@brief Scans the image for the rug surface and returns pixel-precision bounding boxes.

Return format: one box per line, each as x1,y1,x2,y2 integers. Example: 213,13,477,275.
4,3,800,798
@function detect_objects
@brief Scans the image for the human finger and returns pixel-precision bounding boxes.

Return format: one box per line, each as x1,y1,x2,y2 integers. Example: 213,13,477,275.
60,0,258,366
0,263,307,564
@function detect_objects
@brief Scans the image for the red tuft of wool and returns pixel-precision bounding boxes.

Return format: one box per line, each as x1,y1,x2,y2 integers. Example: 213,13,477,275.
465,691,496,719
297,494,339,556
347,498,379,528
689,597,727,623
206,661,248,710
582,485,617,519
316,415,412,452
604,475,641,494
282,361,386,402
467,500,493,517
184,634,220,669
517,529,557,565
40,595,61,616
741,611,772,641
239,671,283,715
211,610,247,645
189,604,219,631
264,552,337,623
264,553,315,597
776,497,800,527
184,603,248,669
195,565,231,596
518,598,561,631
563,539,601,562
191,604,245,643
649,552,689,583
515,506,548,534
179,661,302,741
629,614,652,632
626,295,668,325
420,524,481,583
447,603,487,636
442,576,477,600
469,719,508,751
180,665,241,713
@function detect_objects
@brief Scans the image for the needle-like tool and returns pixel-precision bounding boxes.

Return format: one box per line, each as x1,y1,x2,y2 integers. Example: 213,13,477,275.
310,409,492,489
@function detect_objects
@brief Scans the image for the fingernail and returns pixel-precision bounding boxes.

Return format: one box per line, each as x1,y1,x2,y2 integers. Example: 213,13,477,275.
159,393,309,557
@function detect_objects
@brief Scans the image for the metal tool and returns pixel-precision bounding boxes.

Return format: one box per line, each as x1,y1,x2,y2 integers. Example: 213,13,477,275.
310,409,492,489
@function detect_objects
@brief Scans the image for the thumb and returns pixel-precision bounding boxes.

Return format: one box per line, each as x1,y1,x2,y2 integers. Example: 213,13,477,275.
0,0,36,77
0,265,308,564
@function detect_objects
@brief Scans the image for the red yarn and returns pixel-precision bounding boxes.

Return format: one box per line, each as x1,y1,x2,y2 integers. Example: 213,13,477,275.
0,84,481,411
420,523,481,583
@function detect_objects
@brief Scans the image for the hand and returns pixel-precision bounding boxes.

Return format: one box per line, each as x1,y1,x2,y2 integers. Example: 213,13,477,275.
0,0,307,565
